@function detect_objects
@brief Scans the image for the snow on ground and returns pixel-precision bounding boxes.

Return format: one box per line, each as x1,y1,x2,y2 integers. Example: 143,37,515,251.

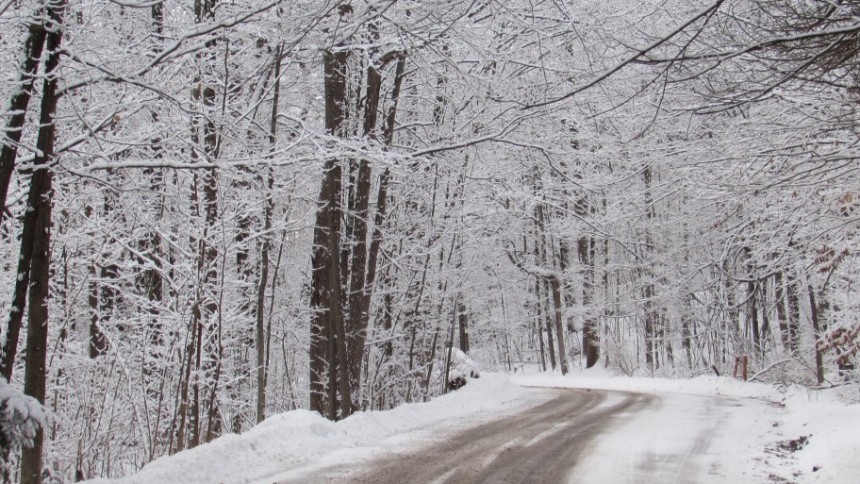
89,367,860,484
512,366,860,483
87,374,551,484
773,385,860,484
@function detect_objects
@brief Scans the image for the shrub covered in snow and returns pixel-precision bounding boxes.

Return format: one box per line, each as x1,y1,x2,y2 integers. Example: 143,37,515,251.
0,380,51,476
446,348,480,391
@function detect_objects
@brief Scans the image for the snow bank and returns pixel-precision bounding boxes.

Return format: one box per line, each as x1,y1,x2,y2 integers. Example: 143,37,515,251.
771,385,860,483
89,373,546,484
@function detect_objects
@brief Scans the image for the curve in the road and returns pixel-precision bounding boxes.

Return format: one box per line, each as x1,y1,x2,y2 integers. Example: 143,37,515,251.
293,389,653,484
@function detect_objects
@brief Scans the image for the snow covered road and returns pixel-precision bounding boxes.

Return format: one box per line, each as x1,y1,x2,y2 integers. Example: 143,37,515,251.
276,388,765,484
569,391,757,484
97,372,858,484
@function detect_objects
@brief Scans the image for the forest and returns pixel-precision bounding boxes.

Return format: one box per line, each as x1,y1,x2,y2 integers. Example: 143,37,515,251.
0,0,858,482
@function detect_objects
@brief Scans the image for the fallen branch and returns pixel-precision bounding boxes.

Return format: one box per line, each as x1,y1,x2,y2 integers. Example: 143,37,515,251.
750,358,793,382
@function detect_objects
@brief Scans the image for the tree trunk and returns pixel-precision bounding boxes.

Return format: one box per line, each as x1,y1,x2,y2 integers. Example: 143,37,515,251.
745,249,761,353
549,275,569,374
773,270,790,352
20,1,65,479
533,203,556,370
310,50,350,419
0,2,51,228
140,0,166,389
640,164,664,370
457,300,470,353
543,280,557,370
189,0,223,444
748,279,760,352
534,278,547,372
256,42,283,425
342,52,406,411
578,233,599,368
786,272,801,354
88,264,108,358
643,282,657,369
808,285,825,385
344,66,382,408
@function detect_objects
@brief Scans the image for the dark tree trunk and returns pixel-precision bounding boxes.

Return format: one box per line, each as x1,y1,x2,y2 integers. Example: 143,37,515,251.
575,190,599,369
343,53,405,410
457,300,470,353
643,283,657,369
533,203,556,370
0,3,50,228
310,50,350,419
773,270,790,352
20,1,66,480
256,42,283,425
543,279,556,371
344,66,382,407
88,265,108,358
745,249,761,353
549,275,569,374
188,0,223,445
748,279,760,351
139,0,166,385
808,285,826,385
786,272,801,354
20,163,53,484
255,205,271,423
578,232,598,369
151,0,164,42
534,279,547,372
759,283,770,353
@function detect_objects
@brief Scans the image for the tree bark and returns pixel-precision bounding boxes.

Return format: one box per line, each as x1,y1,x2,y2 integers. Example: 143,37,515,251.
785,272,801,354
88,264,108,359
344,66,382,408
578,234,598,368
808,285,825,385
256,42,282,425
20,1,65,480
457,300,470,353
641,164,659,370
191,0,222,444
310,50,350,419
534,202,556,370
773,270,790,352
534,278,547,372
0,2,50,228
644,282,657,369
549,275,569,374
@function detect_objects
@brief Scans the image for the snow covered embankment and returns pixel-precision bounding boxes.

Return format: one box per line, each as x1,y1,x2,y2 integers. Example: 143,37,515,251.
89,374,545,484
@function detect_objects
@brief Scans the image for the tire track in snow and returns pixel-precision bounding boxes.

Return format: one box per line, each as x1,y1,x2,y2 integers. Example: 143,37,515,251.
280,389,652,484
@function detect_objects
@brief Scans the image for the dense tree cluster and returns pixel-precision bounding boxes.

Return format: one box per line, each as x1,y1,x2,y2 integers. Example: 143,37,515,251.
0,0,857,481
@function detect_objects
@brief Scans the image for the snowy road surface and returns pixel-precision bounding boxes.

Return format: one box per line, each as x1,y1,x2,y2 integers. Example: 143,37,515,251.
101,373,856,484
274,388,757,484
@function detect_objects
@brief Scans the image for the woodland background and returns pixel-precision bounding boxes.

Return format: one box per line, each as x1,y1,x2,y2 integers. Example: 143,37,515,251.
0,0,859,482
